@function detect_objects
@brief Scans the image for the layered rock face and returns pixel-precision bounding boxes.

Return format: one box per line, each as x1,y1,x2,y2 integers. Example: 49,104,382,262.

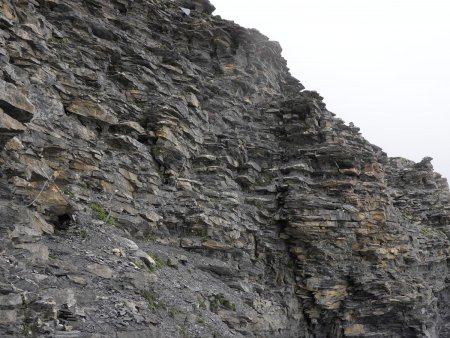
0,0,449,337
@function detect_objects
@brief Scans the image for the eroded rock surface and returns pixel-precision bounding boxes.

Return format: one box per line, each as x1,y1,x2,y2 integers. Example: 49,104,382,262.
0,0,449,337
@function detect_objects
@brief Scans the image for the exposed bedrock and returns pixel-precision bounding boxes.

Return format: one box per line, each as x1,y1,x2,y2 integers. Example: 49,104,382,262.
0,0,448,337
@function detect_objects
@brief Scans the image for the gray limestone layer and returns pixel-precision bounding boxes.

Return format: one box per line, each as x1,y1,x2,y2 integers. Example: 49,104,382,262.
0,0,449,337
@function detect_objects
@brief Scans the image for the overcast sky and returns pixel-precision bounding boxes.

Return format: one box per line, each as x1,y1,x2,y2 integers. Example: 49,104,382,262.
212,0,450,180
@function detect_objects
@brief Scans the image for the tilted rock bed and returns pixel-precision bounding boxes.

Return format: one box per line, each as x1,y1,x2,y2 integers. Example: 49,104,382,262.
0,0,449,337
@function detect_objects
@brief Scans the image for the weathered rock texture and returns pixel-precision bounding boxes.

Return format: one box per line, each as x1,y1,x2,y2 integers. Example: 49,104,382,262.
0,0,449,337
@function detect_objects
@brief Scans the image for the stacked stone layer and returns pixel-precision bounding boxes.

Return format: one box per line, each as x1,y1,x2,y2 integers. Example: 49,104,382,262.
0,0,448,337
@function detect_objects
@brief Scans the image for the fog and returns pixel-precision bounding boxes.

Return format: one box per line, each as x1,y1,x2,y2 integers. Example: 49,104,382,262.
212,0,450,179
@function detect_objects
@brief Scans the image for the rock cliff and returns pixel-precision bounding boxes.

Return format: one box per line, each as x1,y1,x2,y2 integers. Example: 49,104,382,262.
0,0,449,337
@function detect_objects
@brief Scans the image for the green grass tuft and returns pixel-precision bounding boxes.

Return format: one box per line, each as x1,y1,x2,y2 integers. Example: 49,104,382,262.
89,203,116,225
420,226,433,238
142,289,166,310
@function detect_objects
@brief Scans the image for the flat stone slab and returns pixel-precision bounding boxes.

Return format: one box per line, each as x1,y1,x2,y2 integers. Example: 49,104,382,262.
66,100,118,124
0,79,35,122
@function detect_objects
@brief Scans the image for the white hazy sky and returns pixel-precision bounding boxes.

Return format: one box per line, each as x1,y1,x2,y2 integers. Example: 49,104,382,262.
212,0,450,180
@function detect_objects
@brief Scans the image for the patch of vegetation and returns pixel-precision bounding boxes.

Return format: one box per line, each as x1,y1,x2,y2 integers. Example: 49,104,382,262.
147,265,158,273
189,227,208,237
89,202,116,225
141,289,166,311
48,36,70,46
209,293,236,313
195,315,218,336
136,254,166,273
179,325,190,338
79,229,88,239
21,295,32,336
420,226,433,239
64,189,75,198
197,297,207,310
135,262,146,270
72,228,88,239
168,309,179,318
151,145,165,159
144,231,157,242
22,323,32,336
148,253,166,270
256,171,274,185
179,317,191,338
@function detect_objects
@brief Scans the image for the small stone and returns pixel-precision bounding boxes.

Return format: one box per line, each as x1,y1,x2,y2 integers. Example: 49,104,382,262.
176,180,192,191
177,255,188,265
69,160,99,171
29,211,54,235
10,225,42,243
67,275,87,286
14,243,49,262
180,7,191,16
4,136,24,151
63,325,73,331
86,264,113,279
114,236,139,251
136,250,156,269
187,93,199,108
114,121,145,134
66,100,118,124
119,168,140,185
167,257,178,268
244,161,262,172
236,175,255,186
140,210,162,223
202,240,233,252
30,296,57,321
0,310,17,324
0,109,26,132
344,324,365,336
35,183,71,215
112,248,126,257
0,13,13,28
0,79,35,122
0,293,22,307
160,64,183,75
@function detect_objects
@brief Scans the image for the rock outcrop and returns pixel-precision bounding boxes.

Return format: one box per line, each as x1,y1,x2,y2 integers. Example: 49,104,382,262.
0,0,448,337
